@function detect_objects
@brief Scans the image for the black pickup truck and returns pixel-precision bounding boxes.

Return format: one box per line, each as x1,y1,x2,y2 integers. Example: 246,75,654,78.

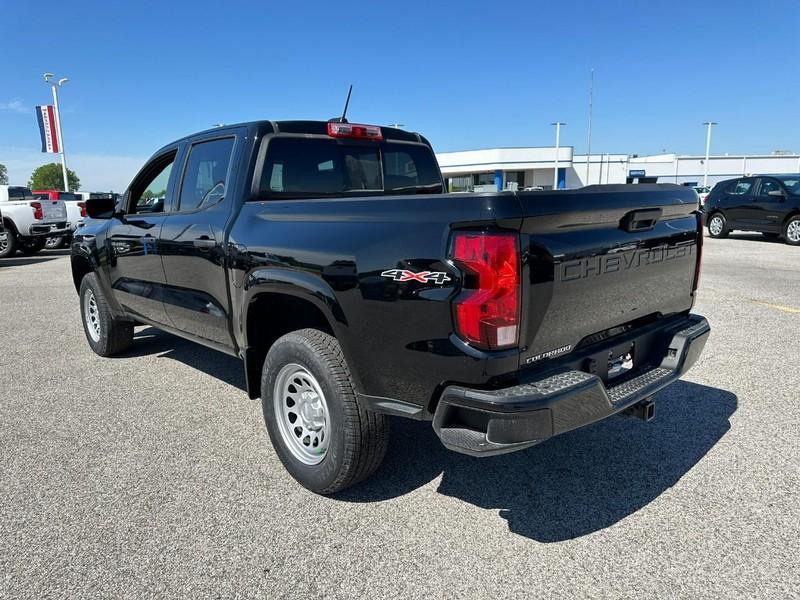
72,120,709,494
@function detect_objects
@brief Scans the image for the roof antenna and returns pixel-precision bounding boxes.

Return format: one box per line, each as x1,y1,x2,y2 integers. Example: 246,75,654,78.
339,84,353,123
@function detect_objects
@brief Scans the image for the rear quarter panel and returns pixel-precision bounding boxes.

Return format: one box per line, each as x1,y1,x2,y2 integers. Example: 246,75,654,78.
229,193,522,410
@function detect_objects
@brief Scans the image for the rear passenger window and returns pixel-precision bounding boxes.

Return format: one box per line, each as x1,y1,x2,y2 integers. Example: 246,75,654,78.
758,179,781,197
178,138,235,211
729,180,753,195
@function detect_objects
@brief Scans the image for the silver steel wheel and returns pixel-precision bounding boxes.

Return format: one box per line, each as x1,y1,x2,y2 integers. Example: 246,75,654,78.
709,215,723,236
273,363,330,465
786,219,800,243
0,232,8,253
45,237,61,249
83,289,101,343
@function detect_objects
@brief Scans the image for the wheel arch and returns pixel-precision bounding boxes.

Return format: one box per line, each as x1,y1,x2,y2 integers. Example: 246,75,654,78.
2,217,19,236
781,208,800,226
240,270,354,399
71,254,93,292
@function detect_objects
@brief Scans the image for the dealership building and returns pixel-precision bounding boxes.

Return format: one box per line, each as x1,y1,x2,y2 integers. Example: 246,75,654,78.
436,146,800,192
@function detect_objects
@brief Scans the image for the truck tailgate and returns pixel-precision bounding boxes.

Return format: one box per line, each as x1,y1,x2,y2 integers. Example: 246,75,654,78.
41,199,67,222
516,184,700,368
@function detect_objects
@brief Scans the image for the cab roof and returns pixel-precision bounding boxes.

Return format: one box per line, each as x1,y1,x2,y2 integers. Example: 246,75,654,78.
174,120,425,145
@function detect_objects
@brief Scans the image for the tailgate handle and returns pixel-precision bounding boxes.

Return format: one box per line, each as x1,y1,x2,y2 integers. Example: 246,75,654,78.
620,208,662,232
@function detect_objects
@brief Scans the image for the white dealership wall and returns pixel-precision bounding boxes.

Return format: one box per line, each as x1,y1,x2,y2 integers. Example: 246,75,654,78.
436,147,800,190
621,153,800,187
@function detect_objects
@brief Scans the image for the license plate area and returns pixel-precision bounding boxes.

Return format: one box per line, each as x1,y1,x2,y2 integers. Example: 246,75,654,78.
583,340,636,383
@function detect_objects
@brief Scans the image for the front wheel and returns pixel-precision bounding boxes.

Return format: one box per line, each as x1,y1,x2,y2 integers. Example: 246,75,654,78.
784,215,800,246
707,213,729,238
17,237,45,256
261,328,389,494
79,273,134,356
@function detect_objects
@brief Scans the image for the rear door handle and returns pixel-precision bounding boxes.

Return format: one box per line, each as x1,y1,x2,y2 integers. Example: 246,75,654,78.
193,236,216,249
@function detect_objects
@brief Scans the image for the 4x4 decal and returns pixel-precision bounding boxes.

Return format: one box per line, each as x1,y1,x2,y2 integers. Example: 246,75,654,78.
381,269,452,285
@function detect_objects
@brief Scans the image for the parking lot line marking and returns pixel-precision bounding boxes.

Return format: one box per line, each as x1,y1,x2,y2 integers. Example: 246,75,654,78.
747,299,800,314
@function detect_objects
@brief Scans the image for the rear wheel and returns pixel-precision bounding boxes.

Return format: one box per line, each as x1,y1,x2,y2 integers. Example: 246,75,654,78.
45,236,65,249
784,215,800,246
18,237,45,256
707,213,729,238
0,229,17,258
261,328,389,494
79,273,134,356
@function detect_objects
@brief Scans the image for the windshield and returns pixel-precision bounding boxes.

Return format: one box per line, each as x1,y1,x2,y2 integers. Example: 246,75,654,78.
259,138,443,199
776,176,800,194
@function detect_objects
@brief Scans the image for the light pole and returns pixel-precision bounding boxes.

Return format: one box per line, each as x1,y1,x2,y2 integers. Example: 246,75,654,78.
586,68,594,184
702,121,717,188
44,73,70,191
551,122,566,189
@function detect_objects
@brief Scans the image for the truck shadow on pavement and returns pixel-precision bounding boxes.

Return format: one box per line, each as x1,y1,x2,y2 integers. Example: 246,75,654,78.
0,255,65,268
340,380,737,543
129,327,247,391
121,330,736,543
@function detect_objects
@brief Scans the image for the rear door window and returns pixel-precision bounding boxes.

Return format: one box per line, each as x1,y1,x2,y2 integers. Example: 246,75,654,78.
178,137,235,211
757,179,782,198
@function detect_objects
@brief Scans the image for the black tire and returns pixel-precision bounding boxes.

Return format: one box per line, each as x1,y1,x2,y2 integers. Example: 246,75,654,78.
707,212,729,238
79,273,134,357
261,328,389,494
18,237,46,256
0,228,17,258
783,215,800,246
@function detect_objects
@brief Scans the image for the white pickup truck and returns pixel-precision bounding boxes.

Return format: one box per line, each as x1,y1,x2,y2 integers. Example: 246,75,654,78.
0,185,71,258
32,190,88,249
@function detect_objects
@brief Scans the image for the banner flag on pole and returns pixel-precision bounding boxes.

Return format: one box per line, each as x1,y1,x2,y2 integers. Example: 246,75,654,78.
35,105,60,153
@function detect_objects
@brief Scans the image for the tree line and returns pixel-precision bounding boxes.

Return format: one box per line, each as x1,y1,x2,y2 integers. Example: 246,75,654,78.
0,161,80,191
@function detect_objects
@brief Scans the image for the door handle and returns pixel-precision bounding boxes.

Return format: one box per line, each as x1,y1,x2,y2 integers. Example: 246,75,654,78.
193,236,216,249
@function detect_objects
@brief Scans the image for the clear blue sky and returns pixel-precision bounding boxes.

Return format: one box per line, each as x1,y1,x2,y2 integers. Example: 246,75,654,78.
2,0,799,190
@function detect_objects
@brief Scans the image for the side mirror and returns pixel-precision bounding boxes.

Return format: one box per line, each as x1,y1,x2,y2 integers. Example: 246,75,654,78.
767,189,786,198
85,196,118,219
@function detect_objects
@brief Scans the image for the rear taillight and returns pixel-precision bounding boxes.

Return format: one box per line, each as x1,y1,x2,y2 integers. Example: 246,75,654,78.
327,122,383,141
30,201,44,220
451,231,520,350
693,212,703,291
78,201,87,218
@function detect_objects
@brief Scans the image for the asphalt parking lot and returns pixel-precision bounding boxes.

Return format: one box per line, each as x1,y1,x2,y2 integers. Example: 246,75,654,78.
0,233,798,599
